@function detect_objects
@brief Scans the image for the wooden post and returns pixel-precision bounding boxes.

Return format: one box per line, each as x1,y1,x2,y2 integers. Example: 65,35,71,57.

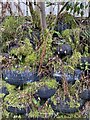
88,1,90,17
39,2,47,31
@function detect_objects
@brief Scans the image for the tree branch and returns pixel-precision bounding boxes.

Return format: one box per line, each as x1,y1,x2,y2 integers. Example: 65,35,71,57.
53,2,69,30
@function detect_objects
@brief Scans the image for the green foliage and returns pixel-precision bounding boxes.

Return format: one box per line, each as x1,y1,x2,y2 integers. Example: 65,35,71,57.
1,10,89,119
64,14,77,28
32,10,41,29
66,2,88,17
9,29,54,70
29,104,53,118
1,16,25,52
38,77,58,89
44,30,53,62
46,14,56,29
79,27,90,56
58,12,77,29
81,27,90,40
62,28,81,49
10,38,37,68
2,76,58,118
66,50,81,69
2,16,25,42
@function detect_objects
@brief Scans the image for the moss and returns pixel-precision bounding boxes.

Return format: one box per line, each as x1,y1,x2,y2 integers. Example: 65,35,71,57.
38,77,58,89
62,28,81,49
29,104,53,118
1,16,25,52
10,38,37,68
1,14,89,119
66,50,81,69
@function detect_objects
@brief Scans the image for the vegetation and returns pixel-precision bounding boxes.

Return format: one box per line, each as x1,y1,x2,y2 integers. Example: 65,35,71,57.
0,1,90,119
